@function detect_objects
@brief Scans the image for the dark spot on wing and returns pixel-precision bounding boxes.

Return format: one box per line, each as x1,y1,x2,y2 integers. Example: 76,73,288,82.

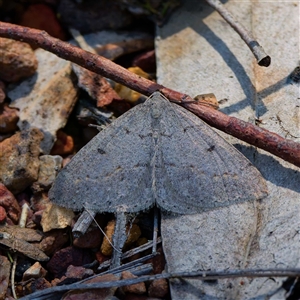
139,133,152,139
98,148,106,154
183,126,193,133
134,163,148,167
207,145,215,152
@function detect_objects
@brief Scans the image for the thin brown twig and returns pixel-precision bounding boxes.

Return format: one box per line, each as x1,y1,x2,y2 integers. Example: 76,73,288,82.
0,22,299,167
205,0,271,67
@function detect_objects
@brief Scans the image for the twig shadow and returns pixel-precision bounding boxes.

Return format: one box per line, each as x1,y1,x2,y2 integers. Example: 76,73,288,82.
233,143,300,193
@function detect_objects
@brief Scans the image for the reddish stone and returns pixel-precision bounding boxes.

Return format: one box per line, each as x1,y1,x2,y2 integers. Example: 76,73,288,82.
0,38,37,82
61,274,118,299
39,229,69,256
0,183,20,223
65,265,93,280
51,130,74,155
95,250,110,264
22,262,48,281
0,81,5,103
73,227,103,249
0,104,19,133
0,206,6,223
72,64,122,108
121,271,146,295
20,4,66,41
51,276,67,286
146,247,166,274
148,278,169,298
47,246,94,278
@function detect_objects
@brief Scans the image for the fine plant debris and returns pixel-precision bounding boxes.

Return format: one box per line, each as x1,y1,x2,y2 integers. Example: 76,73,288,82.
0,1,299,299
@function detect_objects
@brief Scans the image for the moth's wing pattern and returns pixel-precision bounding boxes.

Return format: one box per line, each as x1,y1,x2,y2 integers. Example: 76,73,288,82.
155,100,268,214
49,100,157,213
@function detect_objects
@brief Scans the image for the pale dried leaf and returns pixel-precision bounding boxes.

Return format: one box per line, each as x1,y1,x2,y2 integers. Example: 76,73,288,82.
156,0,300,299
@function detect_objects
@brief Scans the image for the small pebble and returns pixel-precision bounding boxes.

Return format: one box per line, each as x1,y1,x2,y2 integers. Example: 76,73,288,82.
22,262,47,281
47,246,93,278
40,203,74,232
0,255,10,299
121,271,146,295
0,37,37,82
0,104,18,133
51,130,74,155
0,206,6,223
0,128,43,194
95,250,110,264
146,247,166,274
38,229,69,256
100,219,141,256
0,183,21,223
0,81,5,103
65,265,93,280
31,155,63,193
148,278,169,298
73,227,103,249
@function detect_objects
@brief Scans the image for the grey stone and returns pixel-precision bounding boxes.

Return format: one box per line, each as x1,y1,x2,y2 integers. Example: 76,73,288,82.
8,48,78,154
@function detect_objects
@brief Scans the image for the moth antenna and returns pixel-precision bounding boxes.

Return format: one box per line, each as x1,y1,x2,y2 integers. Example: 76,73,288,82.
84,207,122,254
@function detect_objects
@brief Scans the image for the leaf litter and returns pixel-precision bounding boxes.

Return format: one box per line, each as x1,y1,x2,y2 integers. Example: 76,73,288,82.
0,225,49,261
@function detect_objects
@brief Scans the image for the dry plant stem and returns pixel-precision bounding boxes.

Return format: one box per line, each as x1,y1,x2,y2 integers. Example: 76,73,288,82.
11,203,30,299
101,253,156,276
11,255,17,299
98,237,162,271
205,0,271,67
0,22,299,167
72,209,95,238
152,207,159,253
20,268,300,300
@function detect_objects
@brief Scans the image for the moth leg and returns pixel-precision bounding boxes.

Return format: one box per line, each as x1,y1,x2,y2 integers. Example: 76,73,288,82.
110,211,127,269
152,207,159,253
